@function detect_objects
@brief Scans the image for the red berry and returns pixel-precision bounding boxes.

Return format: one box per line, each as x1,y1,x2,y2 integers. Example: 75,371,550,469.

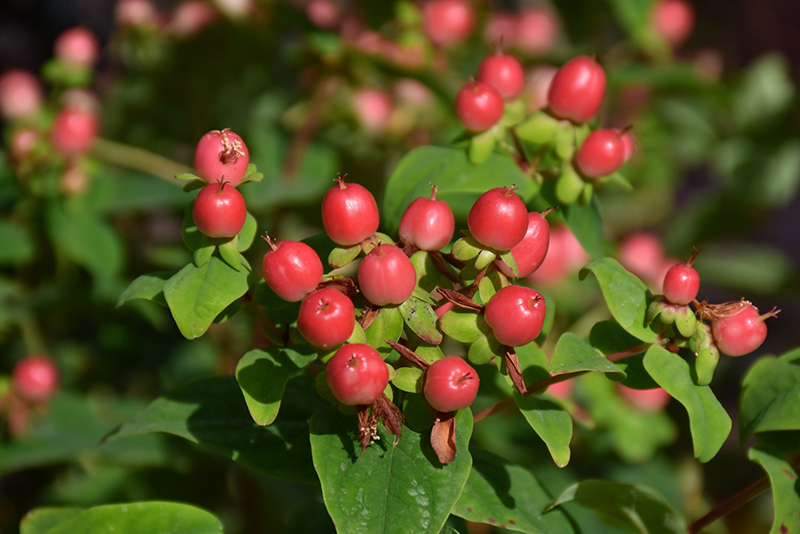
167,1,219,36
612,128,637,162
651,0,694,48
51,107,99,156
423,356,480,412
192,181,247,238
13,356,59,402
526,225,588,286
326,343,389,405
421,0,475,48
262,236,323,302
193,129,250,186
54,27,100,67
618,231,665,290
297,287,355,349
617,384,671,412
455,80,504,132
467,186,528,251
0,70,43,120
353,88,394,132
663,249,700,305
484,285,546,347
514,8,559,56
115,0,159,28
306,0,342,29
548,55,606,123
525,65,557,111
358,244,417,306
483,13,517,48
398,184,455,251
495,211,550,278
321,176,380,246
477,54,525,101
574,129,626,178
547,379,573,400
712,303,775,357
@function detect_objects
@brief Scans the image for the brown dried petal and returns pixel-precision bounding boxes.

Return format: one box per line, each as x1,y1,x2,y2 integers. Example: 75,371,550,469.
437,288,484,312
430,411,457,465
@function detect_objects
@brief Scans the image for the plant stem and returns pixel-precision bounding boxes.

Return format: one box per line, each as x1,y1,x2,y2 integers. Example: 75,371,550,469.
19,315,47,355
91,138,191,183
687,476,770,533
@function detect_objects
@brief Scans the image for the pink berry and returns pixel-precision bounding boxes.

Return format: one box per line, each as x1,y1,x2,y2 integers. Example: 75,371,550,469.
306,0,342,29
514,8,558,56
60,163,89,196
54,27,100,67
358,244,417,306
167,1,219,36
0,70,43,120
398,184,455,251
663,249,700,305
455,80,504,132
421,0,475,48
115,0,159,28
612,128,637,162
494,210,550,278
192,181,247,238
712,302,776,357
193,129,250,186
423,356,480,412
483,13,517,48
525,65,557,111
298,287,355,349
326,343,388,405
353,88,394,132
617,384,671,412
13,356,59,403
618,232,665,290
468,186,528,251
547,379,573,400
574,129,626,178
10,128,41,164
526,225,588,286
321,176,380,246
484,285,546,347
651,0,694,48
477,54,525,101
262,236,323,302
51,107,99,156
548,55,606,124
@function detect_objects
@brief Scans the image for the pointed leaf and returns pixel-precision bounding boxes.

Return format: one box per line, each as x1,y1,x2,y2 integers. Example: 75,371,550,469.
20,507,83,534
310,405,473,534
328,244,361,269
549,332,625,377
237,212,258,252
740,348,800,442
393,367,424,393
116,272,172,308
514,393,572,467
399,297,443,344
550,480,686,534
364,306,404,358
235,346,318,426
440,309,485,344
748,445,800,534
643,345,731,462
468,335,502,366
580,258,658,343
454,448,576,533
218,236,245,271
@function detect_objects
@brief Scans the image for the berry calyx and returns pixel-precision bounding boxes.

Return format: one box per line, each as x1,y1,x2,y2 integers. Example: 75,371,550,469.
423,356,479,412
297,287,355,349
12,355,59,403
421,0,475,48
321,175,380,246
574,129,626,178
357,244,417,306
548,55,606,124
495,209,551,278
477,53,525,101
193,129,250,186
663,248,701,306
467,186,528,251
710,301,778,357
398,184,455,251
192,181,247,238
455,80,504,132
484,285,546,346
262,235,324,302
326,343,389,405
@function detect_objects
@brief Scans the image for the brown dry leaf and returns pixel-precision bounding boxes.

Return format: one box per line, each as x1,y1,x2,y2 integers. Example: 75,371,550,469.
430,411,457,464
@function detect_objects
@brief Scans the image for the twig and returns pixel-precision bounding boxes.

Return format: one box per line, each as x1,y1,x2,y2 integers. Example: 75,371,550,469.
91,138,191,183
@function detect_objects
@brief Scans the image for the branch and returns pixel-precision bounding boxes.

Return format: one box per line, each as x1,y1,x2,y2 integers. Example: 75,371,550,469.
91,138,191,183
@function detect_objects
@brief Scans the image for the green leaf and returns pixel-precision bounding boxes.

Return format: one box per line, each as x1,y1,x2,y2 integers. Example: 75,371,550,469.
382,146,538,234
218,236,245,271
328,244,361,269
607,0,668,57
580,258,657,343
749,446,800,534
733,54,794,129
514,393,572,467
740,348,800,442
564,197,604,260
440,309,484,344
393,367,424,393
469,128,497,165
310,405,473,534
237,212,258,252
364,306,405,358
550,480,686,534
399,297,443,345
116,272,172,308
548,332,625,377
0,221,35,264
105,376,321,482
163,256,249,339
643,345,731,462
235,346,318,426
21,502,224,534
453,448,575,533
698,242,794,294
452,236,483,262
20,507,82,534
193,243,215,267
468,335,503,366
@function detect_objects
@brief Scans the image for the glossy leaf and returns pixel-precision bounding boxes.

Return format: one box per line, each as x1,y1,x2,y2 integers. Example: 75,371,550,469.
393,367,423,393
237,212,258,251
105,376,322,482
440,310,486,344
549,332,625,377
20,507,82,534
310,405,473,534
163,255,250,339
399,297,443,345
580,258,657,343
468,335,502,366
116,271,172,308
364,306,405,358
749,446,800,534
740,348,800,442
643,345,731,462
235,346,318,426
550,479,686,534
453,448,575,533
328,244,361,269
514,393,572,467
